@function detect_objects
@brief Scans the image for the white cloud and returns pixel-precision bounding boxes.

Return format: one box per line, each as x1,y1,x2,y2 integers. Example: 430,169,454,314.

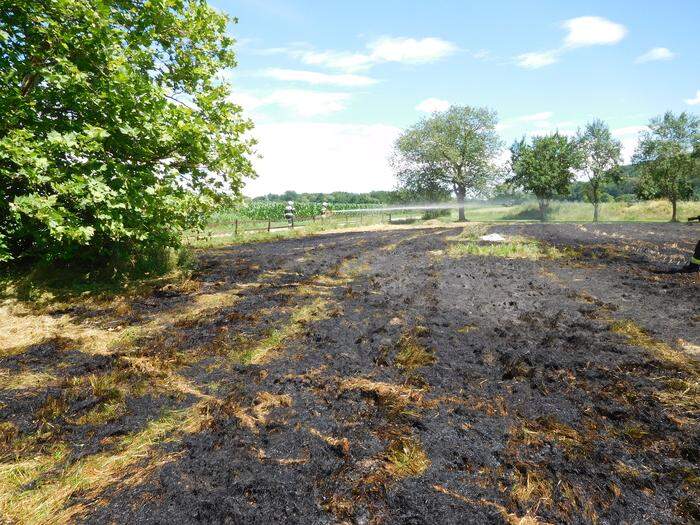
529,125,577,137
229,89,352,117
299,50,374,72
244,123,401,196
611,125,648,137
497,112,554,131
516,51,559,69
516,111,554,122
228,92,267,111
516,16,627,69
269,90,350,117
635,47,676,64
368,37,457,64
685,90,700,106
562,16,627,48
415,98,450,113
262,68,377,87
500,112,579,138
285,36,457,72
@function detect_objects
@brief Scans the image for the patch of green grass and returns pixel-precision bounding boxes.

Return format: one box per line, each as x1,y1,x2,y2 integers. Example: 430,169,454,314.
394,332,436,372
189,210,424,248
447,239,570,260
1,247,195,309
385,437,431,478
459,199,700,222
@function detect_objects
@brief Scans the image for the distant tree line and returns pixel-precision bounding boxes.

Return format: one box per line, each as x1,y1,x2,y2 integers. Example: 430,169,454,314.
251,188,452,205
393,107,700,222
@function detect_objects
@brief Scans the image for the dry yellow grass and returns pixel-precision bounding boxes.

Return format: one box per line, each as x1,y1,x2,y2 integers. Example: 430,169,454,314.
0,243,374,524
394,332,436,372
510,466,553,509
0,406,209,525
308,427,350,456
338,377,427,415
218,391,292,432
433,484,551,525
610,319,699,373
232,298,331,364
511,417,586,454
0,370,57,391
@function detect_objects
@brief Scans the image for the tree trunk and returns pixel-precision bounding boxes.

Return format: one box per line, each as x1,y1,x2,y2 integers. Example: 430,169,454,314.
537,198,549,222
671,199,678,222
456,187,466,222
591,184,599,222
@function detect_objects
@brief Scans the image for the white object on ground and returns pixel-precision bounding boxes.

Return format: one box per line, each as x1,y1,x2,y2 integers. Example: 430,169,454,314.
480,233,506,242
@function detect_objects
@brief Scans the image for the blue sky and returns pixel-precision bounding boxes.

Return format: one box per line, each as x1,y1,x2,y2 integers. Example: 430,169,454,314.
211,0,700,196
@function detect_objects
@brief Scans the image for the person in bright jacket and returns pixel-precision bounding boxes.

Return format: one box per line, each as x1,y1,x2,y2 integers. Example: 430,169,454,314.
668,240,700,273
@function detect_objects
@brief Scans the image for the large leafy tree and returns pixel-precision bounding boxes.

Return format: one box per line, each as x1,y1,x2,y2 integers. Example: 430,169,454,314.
394,166,453,203
633,111,699,222
392,106,502,221
0,0,255,264
576,120,622,222
510,133,581,221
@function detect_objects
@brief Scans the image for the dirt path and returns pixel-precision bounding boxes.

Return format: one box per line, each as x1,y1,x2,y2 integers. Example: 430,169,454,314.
1,223,698,524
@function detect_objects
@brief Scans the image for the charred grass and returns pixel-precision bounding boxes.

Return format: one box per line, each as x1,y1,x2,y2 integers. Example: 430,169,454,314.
1,224,698,524
0,241,370,523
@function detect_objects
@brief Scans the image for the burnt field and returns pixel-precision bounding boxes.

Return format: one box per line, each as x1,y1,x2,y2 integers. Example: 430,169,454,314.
1,223,699,524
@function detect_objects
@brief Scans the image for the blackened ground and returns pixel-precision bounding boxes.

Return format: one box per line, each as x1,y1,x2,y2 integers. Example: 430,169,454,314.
4,223,700,524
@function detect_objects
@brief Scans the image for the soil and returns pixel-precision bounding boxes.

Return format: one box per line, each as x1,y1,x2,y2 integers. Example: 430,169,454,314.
2,222,699,524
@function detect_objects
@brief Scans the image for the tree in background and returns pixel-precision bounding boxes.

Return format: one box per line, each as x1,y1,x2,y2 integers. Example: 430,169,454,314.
492,181,528,205
392,106,502,221
510,133,582,221
0,0,255,265
576,120,622,221
633,111,699,222
394,166,453,203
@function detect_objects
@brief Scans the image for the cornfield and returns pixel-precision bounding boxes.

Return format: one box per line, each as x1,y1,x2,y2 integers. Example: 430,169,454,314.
212,201,382,222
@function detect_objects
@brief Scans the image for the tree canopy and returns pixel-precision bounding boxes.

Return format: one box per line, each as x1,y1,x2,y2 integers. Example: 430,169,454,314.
0,0,255,265
392,106,502,221
633,111,699,221
509,133,581,220
576,120,622,221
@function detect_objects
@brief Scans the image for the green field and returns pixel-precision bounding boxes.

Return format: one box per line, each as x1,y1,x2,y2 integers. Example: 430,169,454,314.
189,200,700,249
458,199,700,222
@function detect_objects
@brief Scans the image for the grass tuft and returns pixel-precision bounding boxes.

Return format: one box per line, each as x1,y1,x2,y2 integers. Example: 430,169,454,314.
394,332,436,373
0,422,19,448
385,437,431,478
338,377,427,416
35,396,69,422
511,465,553,509
219,391,292,432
